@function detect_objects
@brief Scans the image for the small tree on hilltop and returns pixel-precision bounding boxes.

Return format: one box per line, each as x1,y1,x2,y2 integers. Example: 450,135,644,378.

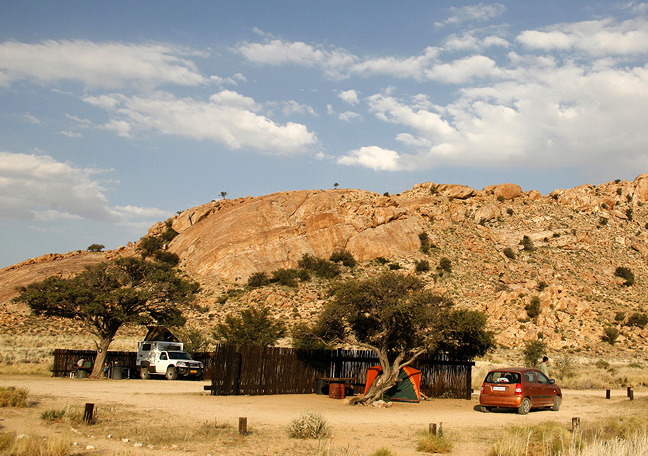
214,306,287,348
13,257,199,378
87,244,104,252
306,271,494,404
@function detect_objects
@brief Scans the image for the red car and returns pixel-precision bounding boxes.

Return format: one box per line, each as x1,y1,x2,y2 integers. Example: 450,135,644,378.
479,367,562,414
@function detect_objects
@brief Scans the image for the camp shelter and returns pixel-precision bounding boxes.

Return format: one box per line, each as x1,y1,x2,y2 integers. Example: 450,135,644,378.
364,365,422,402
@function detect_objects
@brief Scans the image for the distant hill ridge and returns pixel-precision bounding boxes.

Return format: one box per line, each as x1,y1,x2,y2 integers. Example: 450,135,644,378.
4,174,648,355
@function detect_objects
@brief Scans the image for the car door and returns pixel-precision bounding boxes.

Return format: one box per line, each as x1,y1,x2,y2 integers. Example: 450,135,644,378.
534,370,554,406
523,370,542,407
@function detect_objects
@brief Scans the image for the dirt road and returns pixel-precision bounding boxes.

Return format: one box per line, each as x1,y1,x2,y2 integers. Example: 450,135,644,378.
0,375,643,455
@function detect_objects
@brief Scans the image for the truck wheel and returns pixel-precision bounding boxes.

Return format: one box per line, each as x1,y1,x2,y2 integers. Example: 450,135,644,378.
140,367,151,380
166,366,178,380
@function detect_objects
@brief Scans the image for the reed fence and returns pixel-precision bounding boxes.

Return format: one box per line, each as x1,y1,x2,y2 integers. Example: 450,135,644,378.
52,346,474,399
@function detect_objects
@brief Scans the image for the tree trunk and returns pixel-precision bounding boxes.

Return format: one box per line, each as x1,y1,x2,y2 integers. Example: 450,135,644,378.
90,338,112,379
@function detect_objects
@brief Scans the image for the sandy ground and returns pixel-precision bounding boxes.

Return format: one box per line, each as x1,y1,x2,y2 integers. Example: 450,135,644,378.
0,375,645,456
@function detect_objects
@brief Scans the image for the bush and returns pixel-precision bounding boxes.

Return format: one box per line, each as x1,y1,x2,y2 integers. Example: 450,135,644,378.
602,326,619,345
153,250,180,265
599,217,609,226
298,254,341,279
525,296,541,319
594,359,610,369
213,307,286,348
271,268,309,287
438,257,452,273
375,257,388,264
627,312,648,329
87,244,104,252
537,281,547,291
615,266,635,286
554,353,576,379
615,311,626,322
415,260,430,273
0,387,28,407
519,235,535,251
291,323,330,350
506,208,514,216
247,271,271,288
287,410,330,439
522,340,547,367
329,250,356,268
416,432,453,454
627,208,634,220
503,247,516,259
388,263,401,270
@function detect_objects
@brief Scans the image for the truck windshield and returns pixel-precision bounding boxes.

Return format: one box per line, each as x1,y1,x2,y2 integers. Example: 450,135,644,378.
167,352,192,360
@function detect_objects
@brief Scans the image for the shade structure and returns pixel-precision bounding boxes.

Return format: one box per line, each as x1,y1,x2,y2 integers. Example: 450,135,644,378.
364,365,422,402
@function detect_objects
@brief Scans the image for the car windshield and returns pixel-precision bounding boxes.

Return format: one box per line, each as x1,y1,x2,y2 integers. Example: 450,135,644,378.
485,371,521,383
167,352,192,360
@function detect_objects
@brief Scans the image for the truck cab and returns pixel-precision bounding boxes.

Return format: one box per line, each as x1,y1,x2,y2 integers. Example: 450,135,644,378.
136,327,204,380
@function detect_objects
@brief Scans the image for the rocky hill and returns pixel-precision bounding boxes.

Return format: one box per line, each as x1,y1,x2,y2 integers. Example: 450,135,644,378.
4,175,648,358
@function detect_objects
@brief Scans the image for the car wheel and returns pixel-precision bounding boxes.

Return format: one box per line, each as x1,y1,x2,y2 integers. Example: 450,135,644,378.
518,397,531,415
140,367,151,380
552,395,562,411
166,366,178,380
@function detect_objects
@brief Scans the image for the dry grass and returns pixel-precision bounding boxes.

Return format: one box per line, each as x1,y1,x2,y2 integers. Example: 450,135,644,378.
0,387,29,407
473,352,648,390
0,432,72,456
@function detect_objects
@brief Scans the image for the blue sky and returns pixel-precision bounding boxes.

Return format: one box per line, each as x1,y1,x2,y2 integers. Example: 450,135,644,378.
2,1,648,268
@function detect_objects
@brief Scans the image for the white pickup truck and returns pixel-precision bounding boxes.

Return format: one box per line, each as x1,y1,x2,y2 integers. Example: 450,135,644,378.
136,328,204,380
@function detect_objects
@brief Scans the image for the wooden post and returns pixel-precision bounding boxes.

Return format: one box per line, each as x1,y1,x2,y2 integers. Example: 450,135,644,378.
605,389,611,399
627,386,632,397
238,417,247,435
429,423,437,435
629,389,634,401
439,422,443,437
571,417,580,432
83,403,94,424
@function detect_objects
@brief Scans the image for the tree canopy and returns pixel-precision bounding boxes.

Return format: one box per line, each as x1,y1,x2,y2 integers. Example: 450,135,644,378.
300,271,494,403
213,306,287,349
13,256,199,378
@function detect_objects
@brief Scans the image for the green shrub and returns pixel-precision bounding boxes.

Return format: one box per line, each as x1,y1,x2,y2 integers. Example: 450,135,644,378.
626,312,648,329
602,326,619,345
87,244,104,252
271,268,309,287
415,260,430,273
525,296,541,319
298,254,341,279
537,281,547,291
626,208,634,220
388,263,402,270
614,266,635,286
375,257,388,265
519,235,535,251
153,250,180,265
329,250,356,268
522,340,546,367
506,208,514,216
0,387,29,407
438,257,452,273
369,448,397,456
503,247,516,259
599,217,608,226
615,311,626,322
247,271,271,288
287,411,330,439
214,307,286,348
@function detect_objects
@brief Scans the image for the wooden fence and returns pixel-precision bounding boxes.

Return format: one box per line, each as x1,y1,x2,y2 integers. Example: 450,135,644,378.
52,347,474,399
206,346,475,399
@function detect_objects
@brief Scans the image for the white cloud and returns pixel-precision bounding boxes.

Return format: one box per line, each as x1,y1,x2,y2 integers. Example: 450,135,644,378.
66,114,91,125
281,100,317,116
236,39,355,78
57,131,82,138
23,113,40,124
517,18,648,56
437,3,506,27
338,111,362,122
425,55,499,83
0,40,206,88
350,47,439,80
338,89,359,105
113,205,171,219
337,146,403,171
0,151,120,222
86,91,318,155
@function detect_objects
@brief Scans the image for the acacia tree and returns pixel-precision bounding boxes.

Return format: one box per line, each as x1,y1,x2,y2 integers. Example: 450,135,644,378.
213,306,286,348
306,271,494,404
13,257,199,378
